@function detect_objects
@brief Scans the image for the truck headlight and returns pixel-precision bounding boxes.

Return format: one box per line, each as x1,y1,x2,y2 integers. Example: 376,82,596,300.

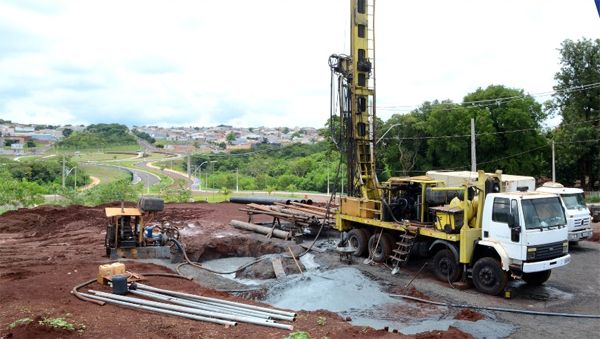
563,241,568,253
527,247,536,260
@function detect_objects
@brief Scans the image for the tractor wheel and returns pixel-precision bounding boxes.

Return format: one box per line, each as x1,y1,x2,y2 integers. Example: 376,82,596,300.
432,249,462,283
347,229,369,257
368,232,393,262
472,257,508,295
522,270,551,286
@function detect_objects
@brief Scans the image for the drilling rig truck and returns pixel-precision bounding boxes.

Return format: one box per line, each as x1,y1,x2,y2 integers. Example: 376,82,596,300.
329,0,571,295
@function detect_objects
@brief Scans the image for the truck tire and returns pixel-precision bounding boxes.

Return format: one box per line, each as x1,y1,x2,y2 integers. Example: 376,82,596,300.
472,257,508,295
522,270,551,286
368,233,393,262
347,229,369,257
432,249,462,283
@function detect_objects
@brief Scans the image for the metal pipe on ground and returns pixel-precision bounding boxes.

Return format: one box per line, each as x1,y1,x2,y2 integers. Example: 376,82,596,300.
88,290,294,330
230,220,292,239
193,299,294,322
230,196,292,205
131,289,274,320
135,283,296,318
130,289,293,321
79,293,236,327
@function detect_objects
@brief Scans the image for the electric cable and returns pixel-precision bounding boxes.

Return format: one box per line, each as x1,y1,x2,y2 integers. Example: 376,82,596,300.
390,294,600,319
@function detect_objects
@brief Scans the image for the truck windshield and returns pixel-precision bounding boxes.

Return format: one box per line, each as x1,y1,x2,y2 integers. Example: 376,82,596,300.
561,193,587,210
521,197,566,229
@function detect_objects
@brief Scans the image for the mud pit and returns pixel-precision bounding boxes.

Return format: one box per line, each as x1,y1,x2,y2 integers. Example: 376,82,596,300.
0,202,482,338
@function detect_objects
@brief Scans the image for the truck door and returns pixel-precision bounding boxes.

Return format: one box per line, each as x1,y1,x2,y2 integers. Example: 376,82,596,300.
488,197,522,257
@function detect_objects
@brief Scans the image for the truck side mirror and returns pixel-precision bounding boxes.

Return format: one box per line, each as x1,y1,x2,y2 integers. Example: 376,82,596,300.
508,199,520,229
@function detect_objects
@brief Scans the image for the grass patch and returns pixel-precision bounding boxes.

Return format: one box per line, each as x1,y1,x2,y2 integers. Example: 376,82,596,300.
39,317,86,333
8,318,32,329
73,152,136,162
79,164,131,184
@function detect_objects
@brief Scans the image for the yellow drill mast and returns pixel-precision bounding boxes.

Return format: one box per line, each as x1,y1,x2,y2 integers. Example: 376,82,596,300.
329,0,379,201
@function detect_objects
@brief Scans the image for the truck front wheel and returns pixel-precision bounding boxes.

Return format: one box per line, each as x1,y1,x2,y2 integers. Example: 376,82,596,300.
432,249,462,282
522,270,551,286
347,229,369,257
472,257,508,295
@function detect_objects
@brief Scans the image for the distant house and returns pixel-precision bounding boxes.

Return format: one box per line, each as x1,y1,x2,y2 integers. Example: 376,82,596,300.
30,134,58,143
15,126,35,133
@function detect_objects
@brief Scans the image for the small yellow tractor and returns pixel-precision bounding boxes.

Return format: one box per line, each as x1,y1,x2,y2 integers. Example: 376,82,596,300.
104,197,179,259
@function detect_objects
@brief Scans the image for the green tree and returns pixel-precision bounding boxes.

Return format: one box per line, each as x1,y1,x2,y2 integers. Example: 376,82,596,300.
226,132,237,144
62,128,73,138
81,179,142,205
551,38,600,189
0,171,45,208
424,86,548,176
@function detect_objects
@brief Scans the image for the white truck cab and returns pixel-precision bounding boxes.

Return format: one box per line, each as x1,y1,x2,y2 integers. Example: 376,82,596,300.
481,192,570,272
536,182,592,242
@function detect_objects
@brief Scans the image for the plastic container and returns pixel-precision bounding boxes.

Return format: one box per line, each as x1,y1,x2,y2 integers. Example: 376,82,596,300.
97,262,126,284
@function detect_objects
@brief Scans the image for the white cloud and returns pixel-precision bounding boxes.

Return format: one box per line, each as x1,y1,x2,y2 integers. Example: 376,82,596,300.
0,0,597,127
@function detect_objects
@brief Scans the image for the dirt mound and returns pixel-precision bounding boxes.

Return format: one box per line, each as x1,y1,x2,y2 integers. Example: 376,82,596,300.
236,256,305,280
453,309,485,321
186,234,287,261
0,205,105,234
416,326,474,339
2,316,79,338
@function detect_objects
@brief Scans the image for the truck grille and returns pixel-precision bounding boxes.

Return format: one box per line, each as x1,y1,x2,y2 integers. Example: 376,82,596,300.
573,217,590,228
530,241,564,261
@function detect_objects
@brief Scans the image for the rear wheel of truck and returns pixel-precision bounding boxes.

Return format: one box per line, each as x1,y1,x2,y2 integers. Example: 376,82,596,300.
368,233,393,262
472,257,508,295
522,270,551,286
347,228,369,257
432,249,462,283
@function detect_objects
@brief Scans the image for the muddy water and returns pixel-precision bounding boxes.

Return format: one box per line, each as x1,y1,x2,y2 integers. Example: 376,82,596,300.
199,256,272,285
263,266,515,337
265,267,397,312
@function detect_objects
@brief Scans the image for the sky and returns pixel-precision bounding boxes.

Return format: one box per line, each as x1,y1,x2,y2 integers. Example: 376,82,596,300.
0,0,598,128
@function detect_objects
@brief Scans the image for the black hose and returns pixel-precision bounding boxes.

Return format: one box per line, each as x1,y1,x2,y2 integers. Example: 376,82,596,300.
390,294,600,319
171,239,268,275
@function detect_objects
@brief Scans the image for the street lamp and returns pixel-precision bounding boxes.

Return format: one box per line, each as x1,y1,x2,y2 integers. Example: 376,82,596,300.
192,161,208,190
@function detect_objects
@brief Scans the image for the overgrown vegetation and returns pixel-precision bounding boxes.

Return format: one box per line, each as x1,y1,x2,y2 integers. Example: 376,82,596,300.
132,128,156,144
56,123,137,150
187,142,343,193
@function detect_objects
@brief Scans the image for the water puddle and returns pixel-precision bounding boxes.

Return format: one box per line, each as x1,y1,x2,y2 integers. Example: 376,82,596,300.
199,256,273,286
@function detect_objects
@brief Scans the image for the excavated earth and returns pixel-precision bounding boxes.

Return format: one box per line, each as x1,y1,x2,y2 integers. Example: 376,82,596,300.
0,202,476,338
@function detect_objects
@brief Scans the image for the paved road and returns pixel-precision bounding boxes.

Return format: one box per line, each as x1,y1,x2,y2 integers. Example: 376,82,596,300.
87,163,160,189
136,158,193,187
129,166,161,188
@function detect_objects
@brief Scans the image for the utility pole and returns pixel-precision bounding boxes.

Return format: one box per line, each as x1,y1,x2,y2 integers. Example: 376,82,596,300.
470,118,476,172
62,155,66,188
552,140,556,182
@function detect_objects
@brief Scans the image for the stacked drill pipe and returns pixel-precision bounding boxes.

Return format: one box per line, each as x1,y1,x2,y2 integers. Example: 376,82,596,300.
239,202,336,229
81,283,295,330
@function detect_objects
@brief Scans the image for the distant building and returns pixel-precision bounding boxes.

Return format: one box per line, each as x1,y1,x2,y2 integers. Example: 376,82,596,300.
15,126,34,133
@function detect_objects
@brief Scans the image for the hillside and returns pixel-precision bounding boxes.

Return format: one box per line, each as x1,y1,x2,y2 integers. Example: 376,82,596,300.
56,123,138,149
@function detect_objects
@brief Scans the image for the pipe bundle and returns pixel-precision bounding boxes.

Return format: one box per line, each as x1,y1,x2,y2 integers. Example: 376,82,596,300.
80,283,295,330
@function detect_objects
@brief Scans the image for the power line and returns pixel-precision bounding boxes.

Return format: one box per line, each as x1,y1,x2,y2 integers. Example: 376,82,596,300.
476,145,548,166
376,81,600,112
378,118,600,141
